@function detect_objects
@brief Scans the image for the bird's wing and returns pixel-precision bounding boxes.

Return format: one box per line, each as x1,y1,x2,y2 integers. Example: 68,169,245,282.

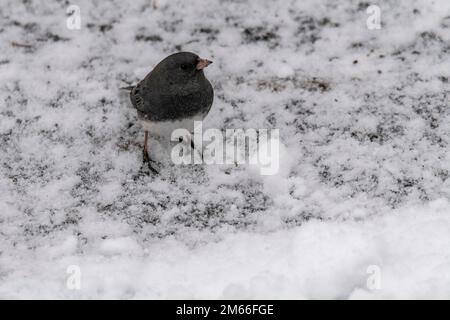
130,80,164,121
129,82,146,113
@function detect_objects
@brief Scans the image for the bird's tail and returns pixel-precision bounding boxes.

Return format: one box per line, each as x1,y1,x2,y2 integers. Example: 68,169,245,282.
120,85,135,91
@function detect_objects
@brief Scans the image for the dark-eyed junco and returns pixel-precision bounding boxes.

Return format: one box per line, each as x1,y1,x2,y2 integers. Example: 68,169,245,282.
123,52,213,172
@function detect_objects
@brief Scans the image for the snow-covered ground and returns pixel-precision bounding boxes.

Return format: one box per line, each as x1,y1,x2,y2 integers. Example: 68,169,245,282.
1,0,450,299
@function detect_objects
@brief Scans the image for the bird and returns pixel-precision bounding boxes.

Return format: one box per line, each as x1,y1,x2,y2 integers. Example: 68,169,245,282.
123,52,214,173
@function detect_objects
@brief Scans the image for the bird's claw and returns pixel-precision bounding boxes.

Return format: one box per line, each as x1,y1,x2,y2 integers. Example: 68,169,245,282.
143,149,159,174
148,163,159,174
143,149,150,162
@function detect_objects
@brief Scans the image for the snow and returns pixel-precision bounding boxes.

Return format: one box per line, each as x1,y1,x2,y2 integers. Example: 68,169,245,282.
1,0,450,299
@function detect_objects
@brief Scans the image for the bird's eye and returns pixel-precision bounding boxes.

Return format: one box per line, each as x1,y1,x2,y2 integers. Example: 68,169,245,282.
180,63,190,70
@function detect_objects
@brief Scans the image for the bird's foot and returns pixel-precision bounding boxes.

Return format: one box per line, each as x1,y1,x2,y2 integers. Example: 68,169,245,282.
143,148,150,162
143,149,159,174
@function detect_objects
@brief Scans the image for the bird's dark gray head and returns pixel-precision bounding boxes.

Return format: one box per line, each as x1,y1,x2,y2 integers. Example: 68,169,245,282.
153,52,212,84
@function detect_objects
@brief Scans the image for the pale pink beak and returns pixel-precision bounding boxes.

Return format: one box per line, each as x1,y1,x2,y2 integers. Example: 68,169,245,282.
196,58,213,70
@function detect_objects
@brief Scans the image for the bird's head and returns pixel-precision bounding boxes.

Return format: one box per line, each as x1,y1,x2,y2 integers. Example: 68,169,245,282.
155,52,213,83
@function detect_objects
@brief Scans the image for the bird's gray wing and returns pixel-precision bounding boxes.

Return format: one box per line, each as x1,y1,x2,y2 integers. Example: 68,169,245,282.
129,82,146,113
130,78,166,121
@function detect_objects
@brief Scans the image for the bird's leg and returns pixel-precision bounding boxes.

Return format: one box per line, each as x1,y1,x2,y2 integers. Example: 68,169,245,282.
142,131,158,174
187,134,203,161
143,130,150,162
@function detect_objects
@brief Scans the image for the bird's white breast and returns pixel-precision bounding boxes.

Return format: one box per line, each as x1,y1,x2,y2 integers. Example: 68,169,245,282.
140,114,206,141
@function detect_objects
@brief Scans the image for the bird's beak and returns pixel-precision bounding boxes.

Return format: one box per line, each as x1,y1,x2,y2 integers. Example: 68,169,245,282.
196,58,213,70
